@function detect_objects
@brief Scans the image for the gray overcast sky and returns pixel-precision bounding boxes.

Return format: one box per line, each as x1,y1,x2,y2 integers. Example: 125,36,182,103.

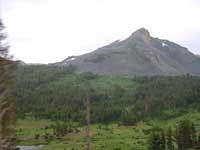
1,0,200,63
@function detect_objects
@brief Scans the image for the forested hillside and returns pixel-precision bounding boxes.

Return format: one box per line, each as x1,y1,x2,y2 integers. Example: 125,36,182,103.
13,64,200,125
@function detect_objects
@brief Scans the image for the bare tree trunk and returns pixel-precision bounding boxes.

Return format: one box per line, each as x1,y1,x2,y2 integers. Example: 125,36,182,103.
0,107,10,150
0,109,7,150
0,120,3,150
85,92,91,150
8,104,15,150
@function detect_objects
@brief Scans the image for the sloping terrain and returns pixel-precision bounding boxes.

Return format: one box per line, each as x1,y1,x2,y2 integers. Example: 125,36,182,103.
57,28,200,76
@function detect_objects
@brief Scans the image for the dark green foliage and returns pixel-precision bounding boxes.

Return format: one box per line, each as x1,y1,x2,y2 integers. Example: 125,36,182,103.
80,72,97,80
191,123,197,145
133,75,200,120
13,65,85,122
13,65,136,124
176,120,196,149
148,128,167,150
13,64,200,125
166,127,174,150
148,132,163,150
52,122,77,137
149,120,198,150
121,108,138,126
34,134,40,140
160,130,166,150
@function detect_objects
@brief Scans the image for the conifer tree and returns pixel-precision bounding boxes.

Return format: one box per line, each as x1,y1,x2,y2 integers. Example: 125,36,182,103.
191,123,196,145
148,132,162,150
176,120,196,150
160,130,166,150
0,19,15,150
166,127,174,150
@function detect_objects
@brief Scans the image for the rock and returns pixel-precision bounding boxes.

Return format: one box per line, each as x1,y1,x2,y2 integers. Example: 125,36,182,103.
16,145,43,150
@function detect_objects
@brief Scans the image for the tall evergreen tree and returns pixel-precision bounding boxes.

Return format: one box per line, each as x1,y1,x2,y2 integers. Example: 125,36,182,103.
148,132,162,150
166,127,174,150
191,123,196,145
0,19,15,150
160,130,166,150
176,120,196,150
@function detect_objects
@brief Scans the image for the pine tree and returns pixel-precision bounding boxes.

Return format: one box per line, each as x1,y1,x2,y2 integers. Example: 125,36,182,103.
160,130,166,150
166,127,174,150
148,132,162,150
191,123,196,145
0,19,15,150
176,120,196,150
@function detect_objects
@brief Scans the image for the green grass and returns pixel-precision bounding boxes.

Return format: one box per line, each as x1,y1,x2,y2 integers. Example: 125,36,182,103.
15,118,54,145
50,74,137,90
15,111,200,150
90,75,137,89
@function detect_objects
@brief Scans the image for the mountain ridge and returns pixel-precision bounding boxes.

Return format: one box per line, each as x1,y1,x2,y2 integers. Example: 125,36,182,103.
56,28,200,76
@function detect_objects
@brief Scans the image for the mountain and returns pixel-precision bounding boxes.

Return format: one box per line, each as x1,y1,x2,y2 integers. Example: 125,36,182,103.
57,28,200,76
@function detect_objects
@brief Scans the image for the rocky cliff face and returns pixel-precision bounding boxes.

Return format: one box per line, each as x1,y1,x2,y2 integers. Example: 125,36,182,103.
57,28,200,76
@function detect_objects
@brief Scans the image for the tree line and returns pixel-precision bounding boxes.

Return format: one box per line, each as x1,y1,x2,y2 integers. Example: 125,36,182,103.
13,63,200,125
149,119,200,150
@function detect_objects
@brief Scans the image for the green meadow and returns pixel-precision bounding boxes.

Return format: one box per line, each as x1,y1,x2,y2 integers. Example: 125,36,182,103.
15,111,200,150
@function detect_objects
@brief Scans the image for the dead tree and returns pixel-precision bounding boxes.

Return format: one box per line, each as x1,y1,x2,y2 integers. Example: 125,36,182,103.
85,90,91,150
80,72,97,150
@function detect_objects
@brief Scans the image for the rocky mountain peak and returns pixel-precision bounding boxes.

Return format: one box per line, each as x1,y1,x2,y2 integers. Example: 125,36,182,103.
131,28,150,37
128,28,151,44
57,28,200,76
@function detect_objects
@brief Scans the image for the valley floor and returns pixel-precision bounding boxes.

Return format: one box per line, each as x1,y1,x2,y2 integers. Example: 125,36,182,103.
15,112,200,150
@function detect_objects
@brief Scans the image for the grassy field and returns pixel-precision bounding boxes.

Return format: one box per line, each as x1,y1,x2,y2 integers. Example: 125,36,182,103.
15,111,200,150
